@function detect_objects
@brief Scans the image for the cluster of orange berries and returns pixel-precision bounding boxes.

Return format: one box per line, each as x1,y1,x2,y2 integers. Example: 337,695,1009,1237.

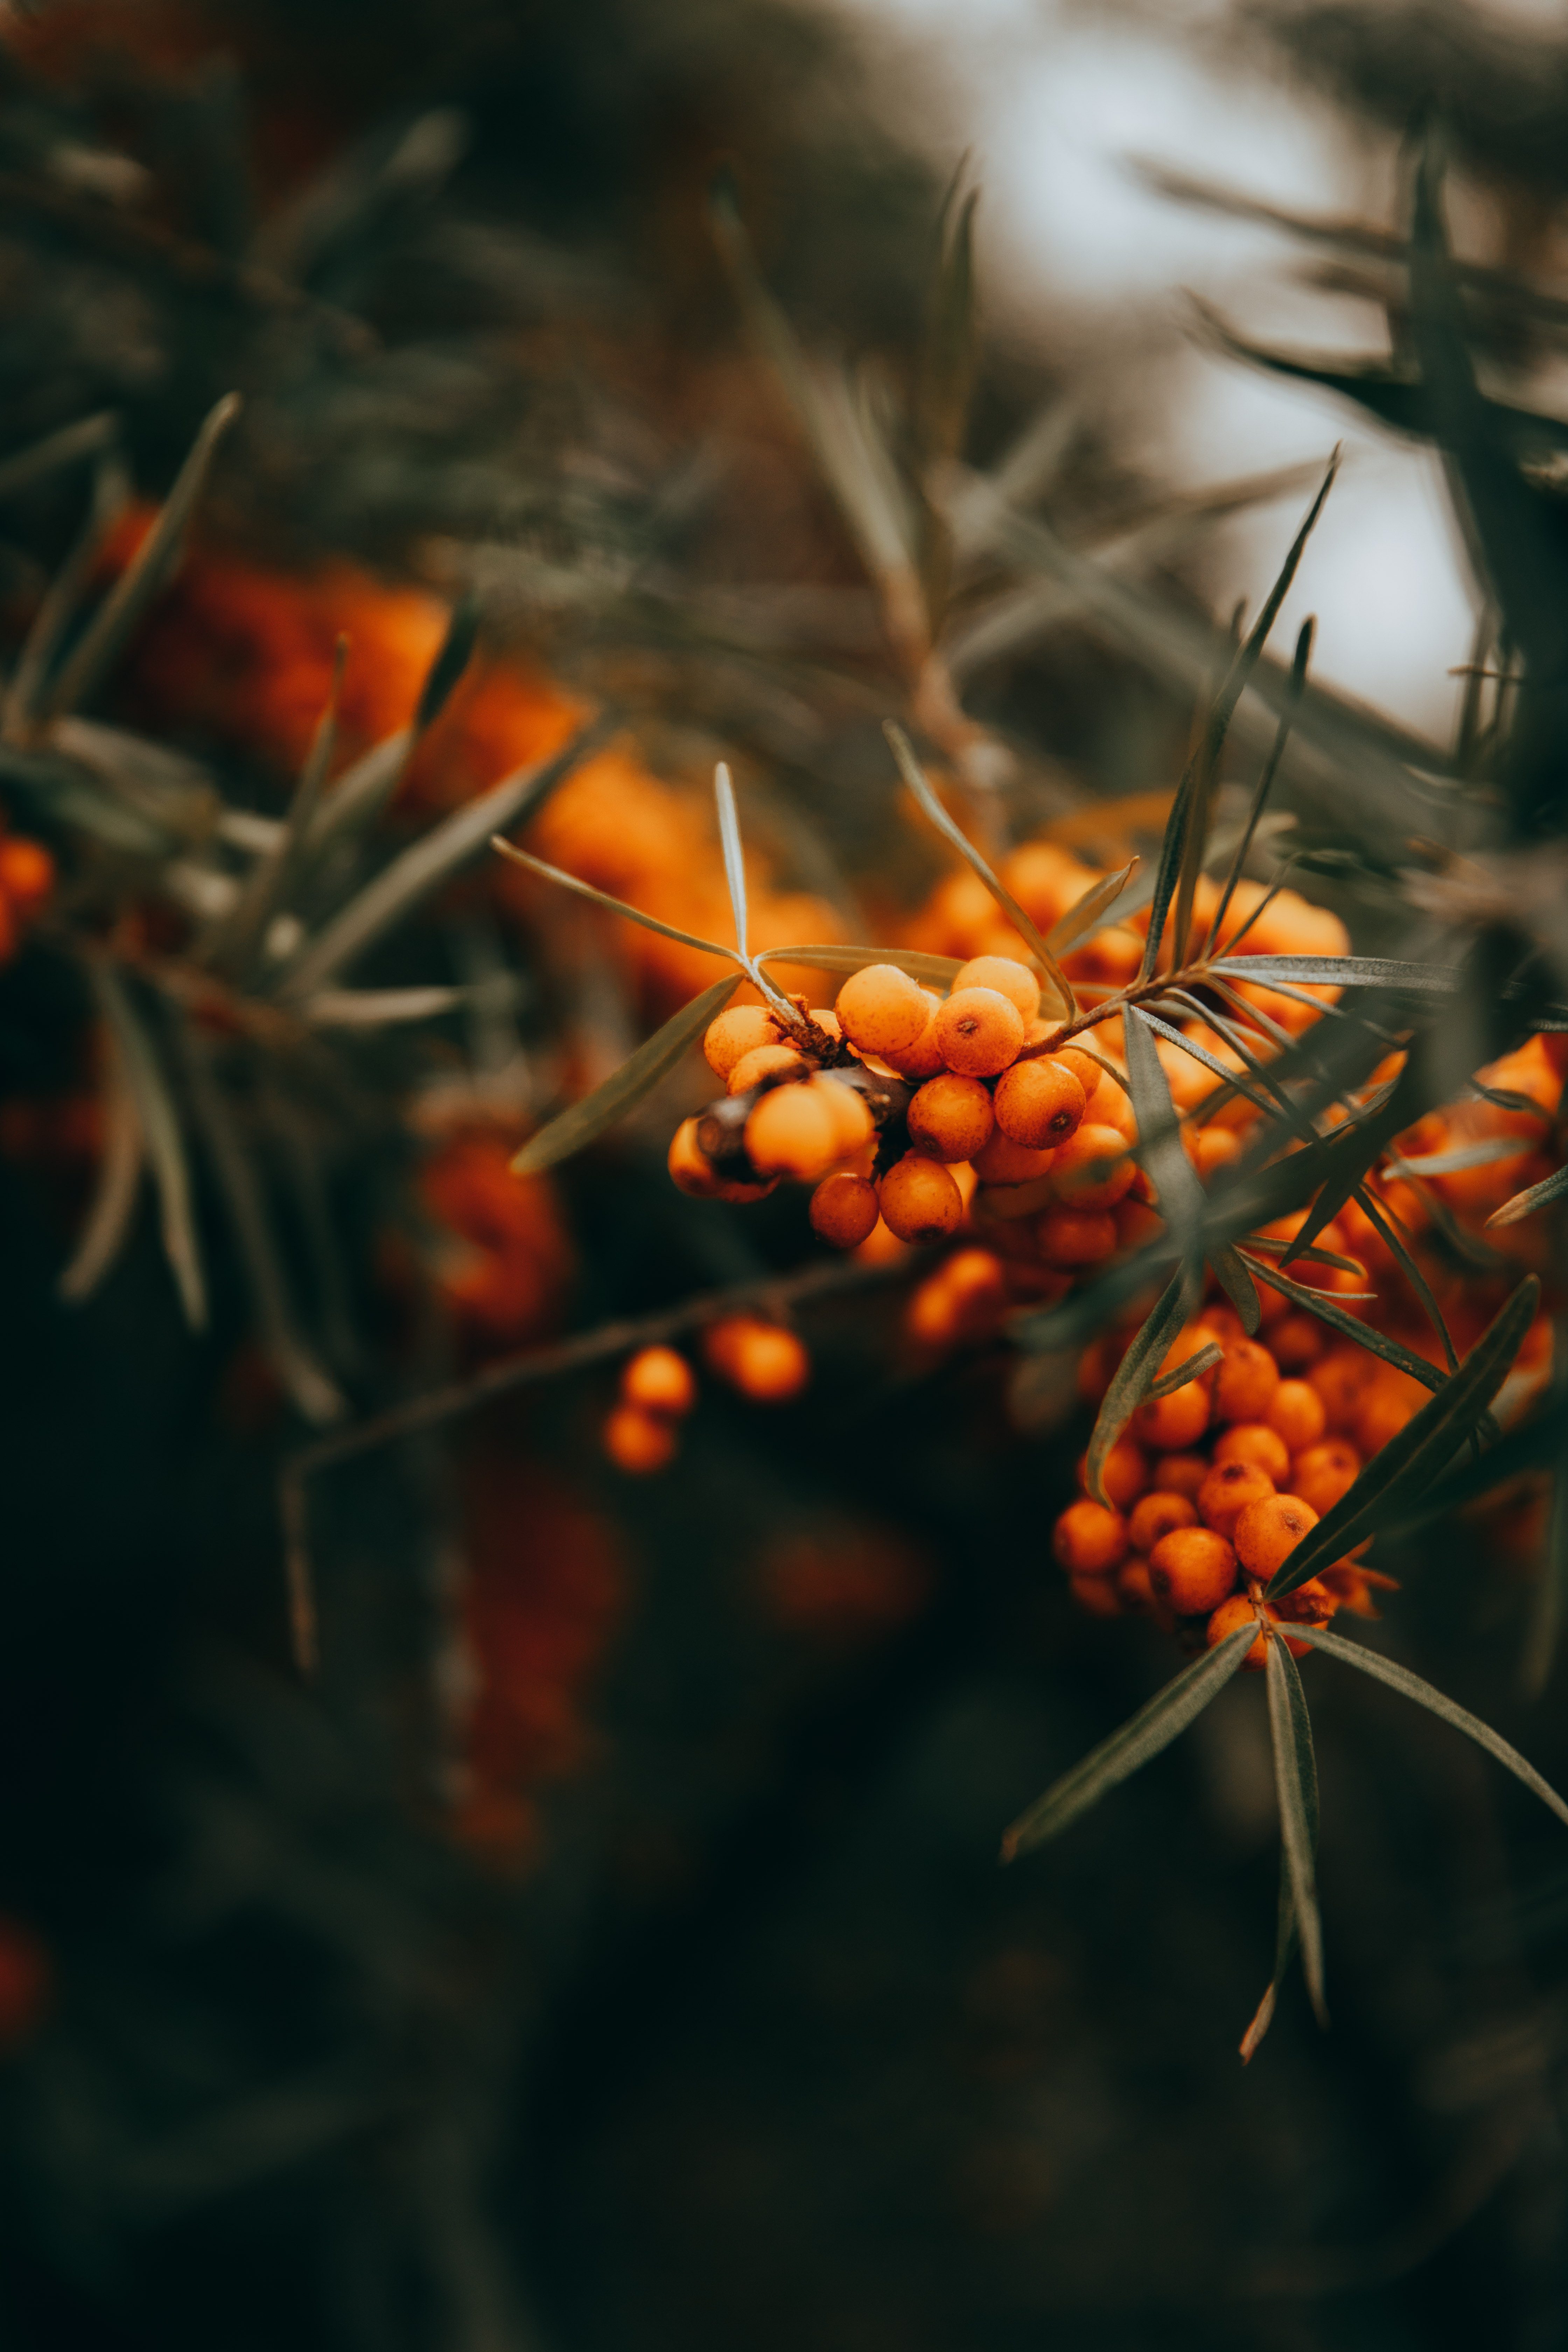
602,1320,810,1472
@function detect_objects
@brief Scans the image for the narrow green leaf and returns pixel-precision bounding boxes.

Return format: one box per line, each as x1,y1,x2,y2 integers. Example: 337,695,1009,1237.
299,987,467,1027
755,942,963,988
1239,1863,1298,2065
1208,612,1313,959
1084,1267,1199,1506
1292,1622,1568,1827
1264,1275,1541,1601
57,1045,142,1304
1384,1137,1530,1180
1265,1631,1327,2026
1144,1339,1222,1401
1349,1181,1458,1373
414,594,480,734
1235,1253,1444,1393
1208,955,1460,990
1211,1244,1263,1336
488,833,737,964
1124,1005,1204,1255
0,410,117,503
1238,1231,1366,1277
298,727,411,862
4,447,130,737
714,760,749,956
1000,1625,1257,1861
884,722,1074,1018
1491,1163,1568,1230
209,641,346,977
511,975,741,1176
916,174,979,469
91,963,206,1330
46,393,240,720
1045,860,1136,957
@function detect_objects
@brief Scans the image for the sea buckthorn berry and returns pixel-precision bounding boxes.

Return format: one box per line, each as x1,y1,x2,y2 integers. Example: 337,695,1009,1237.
1053,1498,1128,1575
1050,1122,1135,1210
1308,1346,1376,1432
0,836,52,918
1291,1438,1362,1518
1035,1205,1118,1267
1194,1126,1242,1180
1149,1526,1238,1615
1197,1303,1246,1348
1069,1572,1124,1618
1078,1437,1149,1512
879,991,946,1079
1128,1490,1197,1553
1268,1379,1327,1453
810,1170,880,1249
1114,1199,1164,1253
1205,1594,1312,1670
1270,1312,1325,1372
1197,1457,1275,1538
603,1402,678,1474
1085,1076,1138,1141
936,986,1026,1077
879,1152,963,1243
909,1072,995,1163
1233,1492,1320,1579
1213,1336,1281,1424
836,963,932,1056
952,955,1041,1024
744,1083,840,1180
1273,1575,1339,1625
704,1004,782,1079
728,1041,808,1095
1213,1422,1292,1485
906,1249,1008,1346
972,1128,1056,1185
993,1057,1086,1149
621,1346,696,1417
1355,1374,1424,1457
703,1316,810,1401
1116,1556,1160,1613
1051,1046,1101,1094
1132,1334,1213,1450
816,1074,874,1156
1152,1451,1208,1499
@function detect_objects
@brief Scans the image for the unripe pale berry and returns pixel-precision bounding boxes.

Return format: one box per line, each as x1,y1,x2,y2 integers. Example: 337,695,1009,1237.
621,1345,696,1417
935,986,1026,1077
879,1153,963,1243
951,955,1041,1024
993,1057,1086,1149
704,1004,782,1079
836,963,931,1056
1149,1526,1237,1615
908,1072,994,1163
810,1170,879,1249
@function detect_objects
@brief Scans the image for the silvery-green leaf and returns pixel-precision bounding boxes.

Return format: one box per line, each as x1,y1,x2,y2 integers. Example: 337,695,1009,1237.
1266,1631,1327,2026
1490,1163,1568,1230
511,974,741,1176
57,1048,142,1303
755,942,962,987
1046,860,1136,957
91,963,206,1330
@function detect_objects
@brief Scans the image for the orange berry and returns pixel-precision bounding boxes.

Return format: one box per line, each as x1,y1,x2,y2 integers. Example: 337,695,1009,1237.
1355,1378,1422,1458
1270,1312,1325,1372
1273,1575,1339,1626
1078,1437,1149,1512
1268,1379,1327,1453
1213,1421,1292,1484
836,963,931,1056
745,1083,841,1180
905,1249,1008,1346
1194,1125,1242,1180
1212,1336,1281,1424
1114,1198,1164,1253
1233,1492,1320,1578
1149,1525,1238,1615
1197,1457,1276,1538
1084,1075,1139,1141
952,955,1041,1023
935,986,1026,1077
621,1345,696,1416
1152,1451,1208,1500
1116,1556,1160,1613
816,1074,875,1156
972,1128,1056,1185
908,1072,995,1162
878,991,946,1079
728,1042,808,1095
0,836,51,919
703,1316,810,1401
1050,1046,1101,1095
810,1170,879,1249
704,1004,782,1079
993,1057,1086,1149
1290,1438,1362,1517
1128,1490,1197,1552
1035,1205,1118,1267
603,1402,678,1473
1049,1121,1135,1210
1542,1031,1568,1078
1197,1303,1246,1346
1053,1498,1128,1575
879,1152,963,1243
1069,1571,1124,1617
1206,1594,1313,1670
1307,1345,1376,1433
1132,1332,1213,1450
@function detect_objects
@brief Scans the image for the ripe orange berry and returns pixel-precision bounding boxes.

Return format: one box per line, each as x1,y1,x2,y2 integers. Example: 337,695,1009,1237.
1307,1346,1376,1433
1197,1457,1276,1538
1212,1336,1280,1424
972,1129,1056,1185
1128,1490,1198,1552
703,1316,810,1401
1050,1046,1101,1096
1233,1492,1320,1578
1270,1312,1325,1372
1151,1451,1208,1499
952,955,1041,1024
1149,1525,1238,1614
1290,1438,1362,1518
1084,1073,1138,1141
1078,1437,1149,1512
935,986,1026,1077
1069,1571,1124,1617
879,1152,964,1243
1205,1594,1312,1670
1035,1205,1118,1267
816,1074,875,1156
1114,1198,1164,1253
836,963,931,1056
1268,1379,1327,1453
1194,1126,1242,1180
993,1057,1086,1149
728,1042,808,1095
908,1072,995,1162
744,1083,841,1180
879,990,946,1079
906,1248,1009,1346
704,1004,783,1079
621,1345,697,1416
1049,1121,1135,1210
0,836,52,919
1355,1378,1422,1457
1273,1575,1339,1626
1213,1422,1292,1484
1053,1498,1128,1575
1131,1331,1213,1450
810,1169,880,1248
1116,1556,1160,1613
603,1402,679,1473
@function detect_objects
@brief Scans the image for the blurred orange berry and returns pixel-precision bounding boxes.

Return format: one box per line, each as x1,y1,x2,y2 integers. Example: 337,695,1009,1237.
703,1316,810,1402
603,1402,678,1474
621,1346,696,1418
